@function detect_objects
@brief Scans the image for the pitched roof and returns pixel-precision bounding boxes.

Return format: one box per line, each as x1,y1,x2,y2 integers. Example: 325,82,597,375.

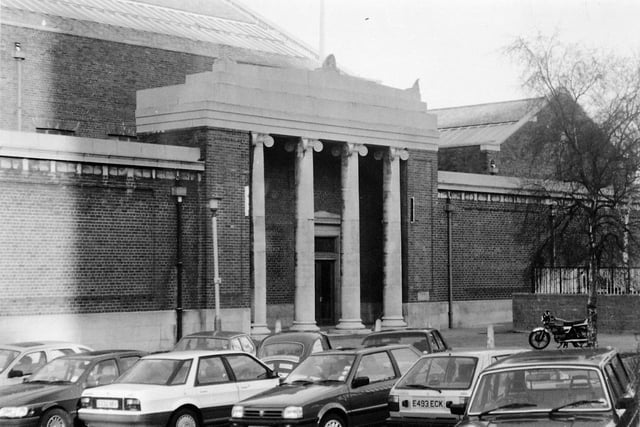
431,98,545,148
1,0,319,67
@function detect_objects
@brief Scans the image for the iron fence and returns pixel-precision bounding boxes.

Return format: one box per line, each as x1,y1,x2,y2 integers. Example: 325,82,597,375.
533,267,640,295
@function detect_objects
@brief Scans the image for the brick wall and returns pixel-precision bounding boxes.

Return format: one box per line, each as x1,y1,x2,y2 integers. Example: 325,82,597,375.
1,24,214,137
513,293,640,332
431,194,537,302
438,146,489,174
0,158,202,315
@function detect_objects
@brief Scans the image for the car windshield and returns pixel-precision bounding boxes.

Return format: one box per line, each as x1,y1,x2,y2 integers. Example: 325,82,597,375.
396,356,477,390
174,337,230,351
117,359,192,385
285,354,355,384
27,358,91,383
259,342,304,360
468,367,609,415
0,349,20,373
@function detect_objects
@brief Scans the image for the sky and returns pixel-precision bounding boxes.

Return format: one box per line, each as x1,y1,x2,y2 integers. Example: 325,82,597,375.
240,0,640,109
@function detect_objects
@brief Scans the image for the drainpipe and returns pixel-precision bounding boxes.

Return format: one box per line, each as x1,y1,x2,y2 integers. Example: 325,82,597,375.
445,196,455,328
13,42,26,131
171,184,187,342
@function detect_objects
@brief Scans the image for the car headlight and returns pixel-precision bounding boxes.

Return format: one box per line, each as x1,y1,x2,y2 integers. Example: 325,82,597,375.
231,405,244,418
80,397,91,409
282,406,303,419
0,406,32,418
124,398,141,411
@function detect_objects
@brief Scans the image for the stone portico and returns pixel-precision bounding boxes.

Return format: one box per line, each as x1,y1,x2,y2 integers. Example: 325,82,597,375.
136,59,439,332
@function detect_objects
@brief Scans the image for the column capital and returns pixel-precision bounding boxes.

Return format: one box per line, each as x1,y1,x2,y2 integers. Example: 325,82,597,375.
251,132,274,148
346,143,368,157
389,147,410,161
298,138,323,156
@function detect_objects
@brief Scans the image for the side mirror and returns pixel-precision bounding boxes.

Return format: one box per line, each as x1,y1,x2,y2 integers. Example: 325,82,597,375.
351,376,370,388
615,396,634,409
447,401,466,416
8,369,24,379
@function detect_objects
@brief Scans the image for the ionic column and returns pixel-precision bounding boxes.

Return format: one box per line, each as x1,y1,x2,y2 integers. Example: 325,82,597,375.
250,133,273,336
336,143,367,330
291,138,323,331
381,147,408,329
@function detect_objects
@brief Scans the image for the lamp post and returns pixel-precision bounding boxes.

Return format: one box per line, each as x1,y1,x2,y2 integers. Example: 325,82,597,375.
209,197,222,331
13,42,26,131
171,185,187,342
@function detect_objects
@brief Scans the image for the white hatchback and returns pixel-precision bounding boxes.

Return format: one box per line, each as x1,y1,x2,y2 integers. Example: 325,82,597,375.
0,341,92,386
387,348,527,426
78,350,280,426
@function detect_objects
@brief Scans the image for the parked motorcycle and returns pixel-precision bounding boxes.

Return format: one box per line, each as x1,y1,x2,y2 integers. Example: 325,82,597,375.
528,310,589,349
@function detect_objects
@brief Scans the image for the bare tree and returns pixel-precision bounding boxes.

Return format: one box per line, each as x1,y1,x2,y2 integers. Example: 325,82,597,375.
507,35,640,346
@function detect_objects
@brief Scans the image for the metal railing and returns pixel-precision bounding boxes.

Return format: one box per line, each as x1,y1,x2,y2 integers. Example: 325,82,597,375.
533,267,640,294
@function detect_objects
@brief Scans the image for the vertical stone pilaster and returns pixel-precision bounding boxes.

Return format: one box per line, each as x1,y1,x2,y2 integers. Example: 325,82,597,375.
382,147,408,329
291,138,323,331
336,143,366,330
250,133,273,336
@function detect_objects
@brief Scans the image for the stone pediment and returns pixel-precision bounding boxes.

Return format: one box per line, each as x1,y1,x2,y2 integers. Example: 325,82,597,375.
136,59,438,152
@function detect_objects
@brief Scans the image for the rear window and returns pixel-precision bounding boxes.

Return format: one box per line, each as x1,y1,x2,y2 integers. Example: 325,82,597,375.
363,333,429,353
396,356,478,390
174,337,230,351
258,342,304,359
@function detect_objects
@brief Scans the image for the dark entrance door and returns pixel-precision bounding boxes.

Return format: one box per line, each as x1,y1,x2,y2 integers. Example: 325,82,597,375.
315,259,335,326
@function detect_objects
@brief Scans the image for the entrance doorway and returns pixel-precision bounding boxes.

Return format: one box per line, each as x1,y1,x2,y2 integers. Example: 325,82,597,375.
315,259,335,325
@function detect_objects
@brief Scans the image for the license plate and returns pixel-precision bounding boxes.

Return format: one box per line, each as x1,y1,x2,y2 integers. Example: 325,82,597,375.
96,399,120,409
411,398,446,411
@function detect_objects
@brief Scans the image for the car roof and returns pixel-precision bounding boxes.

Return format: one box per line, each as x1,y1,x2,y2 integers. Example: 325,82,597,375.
315,344,420,356
261,331,328,343
482,348,618,371
180,330,247,339
418,347,528,358
142,350,251,360
364,328,440,337
0,341,88,351
60,350,147,360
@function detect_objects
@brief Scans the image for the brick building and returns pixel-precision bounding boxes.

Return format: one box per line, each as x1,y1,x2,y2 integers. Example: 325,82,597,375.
1,0,540,350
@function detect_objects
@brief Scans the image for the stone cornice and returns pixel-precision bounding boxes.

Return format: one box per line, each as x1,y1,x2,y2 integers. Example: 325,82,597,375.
137,60,439,152
0,130,204,171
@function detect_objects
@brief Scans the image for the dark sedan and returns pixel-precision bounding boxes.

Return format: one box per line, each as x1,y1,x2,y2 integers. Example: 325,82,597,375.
230,344,422,427
362,328,450,354
0,349,146,427
257,331,332,377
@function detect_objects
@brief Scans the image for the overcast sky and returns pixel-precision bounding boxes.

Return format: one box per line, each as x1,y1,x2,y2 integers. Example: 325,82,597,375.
240,0,640,109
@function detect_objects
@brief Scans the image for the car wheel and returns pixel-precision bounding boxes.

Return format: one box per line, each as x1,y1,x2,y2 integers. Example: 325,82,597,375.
320,413,346,427
169,408,200,427
39,408,71,427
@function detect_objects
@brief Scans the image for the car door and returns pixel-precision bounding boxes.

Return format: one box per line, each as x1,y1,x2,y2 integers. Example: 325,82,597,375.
348,351,397,426
606,355,639,426
193,355,240,425
224,353,278,401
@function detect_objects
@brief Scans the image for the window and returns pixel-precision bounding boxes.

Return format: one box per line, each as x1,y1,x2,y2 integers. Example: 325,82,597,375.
88,359,119,386
356,352,394,383
238,336,255,354
119,356,141,373
15,351,46,375
390,348,420,375
229,338,243,352
49,349,75,359
311,339,324,354
196,356,229,385
226,354,269,381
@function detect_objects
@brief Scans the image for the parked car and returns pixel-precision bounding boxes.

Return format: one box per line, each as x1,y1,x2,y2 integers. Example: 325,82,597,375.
0,341,92,386
0,349,145,427
174,330,257,356
450,348,639,426
78,350,280,426
362,328,450,354
257,331,332,377
230,344,422,427
387,347,527,426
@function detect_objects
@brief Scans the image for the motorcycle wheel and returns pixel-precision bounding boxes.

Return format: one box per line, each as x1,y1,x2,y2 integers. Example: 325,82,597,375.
528,330,550,350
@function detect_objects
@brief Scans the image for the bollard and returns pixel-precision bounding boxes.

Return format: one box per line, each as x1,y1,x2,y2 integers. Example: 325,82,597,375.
275,319,282,333
486,324,495,348
374,319,382,332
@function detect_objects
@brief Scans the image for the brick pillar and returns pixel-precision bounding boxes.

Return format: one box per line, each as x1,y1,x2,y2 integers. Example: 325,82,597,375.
336,143,366,330
250,133,272,336
382,147,407,329
291,138,322,331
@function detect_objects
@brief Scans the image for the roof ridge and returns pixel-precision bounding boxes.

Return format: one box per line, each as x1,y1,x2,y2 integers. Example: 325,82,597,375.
430,97,544,112
439,120,519,130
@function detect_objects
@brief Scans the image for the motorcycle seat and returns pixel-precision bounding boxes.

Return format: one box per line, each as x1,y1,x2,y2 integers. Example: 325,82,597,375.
555,317,588,327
